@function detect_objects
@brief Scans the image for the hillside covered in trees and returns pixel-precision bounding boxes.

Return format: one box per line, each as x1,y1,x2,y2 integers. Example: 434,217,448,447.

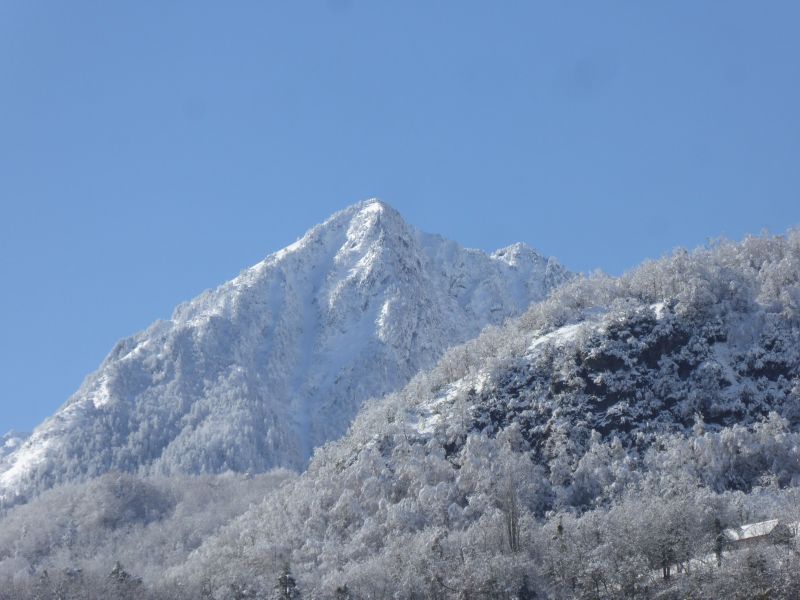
1,230,799,598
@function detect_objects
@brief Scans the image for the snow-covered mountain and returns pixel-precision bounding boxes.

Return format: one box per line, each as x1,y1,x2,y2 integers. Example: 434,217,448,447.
2,230,799,598
0,199,570,504
159,231,800,598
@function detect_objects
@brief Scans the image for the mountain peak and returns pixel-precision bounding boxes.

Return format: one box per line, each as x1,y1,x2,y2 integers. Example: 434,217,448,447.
352,197,394,214
330,197,400,226
340,198,410,249
492,242,545,265
259,199,405,266
0,200,571,504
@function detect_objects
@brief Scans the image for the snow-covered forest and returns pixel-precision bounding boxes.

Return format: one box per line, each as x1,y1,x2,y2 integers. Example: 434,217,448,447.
1,227,799,598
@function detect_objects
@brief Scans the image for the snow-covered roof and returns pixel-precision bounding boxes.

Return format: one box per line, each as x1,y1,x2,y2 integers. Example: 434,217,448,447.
723,519,780,542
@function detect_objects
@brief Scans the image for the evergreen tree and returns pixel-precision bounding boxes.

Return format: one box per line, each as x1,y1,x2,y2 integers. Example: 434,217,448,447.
274,564,301,600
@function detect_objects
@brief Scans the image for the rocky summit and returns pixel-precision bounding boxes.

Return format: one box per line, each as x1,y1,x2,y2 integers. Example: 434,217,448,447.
0,200,570,504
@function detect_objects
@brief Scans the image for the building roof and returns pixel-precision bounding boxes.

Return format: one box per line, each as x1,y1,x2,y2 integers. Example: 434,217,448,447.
723,519,780,542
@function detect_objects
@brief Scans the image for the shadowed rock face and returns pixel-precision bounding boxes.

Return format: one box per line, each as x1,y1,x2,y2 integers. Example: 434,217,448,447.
0,199,571,503
407,299,800,481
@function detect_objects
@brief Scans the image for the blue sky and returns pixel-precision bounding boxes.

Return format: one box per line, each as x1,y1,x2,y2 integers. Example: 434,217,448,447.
1,1,799,433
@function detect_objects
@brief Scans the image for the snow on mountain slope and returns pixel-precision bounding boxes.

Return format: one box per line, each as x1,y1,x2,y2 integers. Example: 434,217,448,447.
0,431,29,461
0,199,570,504
325,233,800,492
162,233,800,598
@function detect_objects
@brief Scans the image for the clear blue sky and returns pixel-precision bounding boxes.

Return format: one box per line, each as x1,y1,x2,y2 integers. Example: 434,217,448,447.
1,1,799,433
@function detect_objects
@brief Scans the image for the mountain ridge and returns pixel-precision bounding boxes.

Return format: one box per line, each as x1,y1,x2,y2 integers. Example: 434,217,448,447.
0,199,571,504
2,229,799,598
161,230,800,598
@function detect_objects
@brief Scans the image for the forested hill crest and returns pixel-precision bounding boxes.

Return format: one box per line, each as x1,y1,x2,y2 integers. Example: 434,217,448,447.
0,199,571,505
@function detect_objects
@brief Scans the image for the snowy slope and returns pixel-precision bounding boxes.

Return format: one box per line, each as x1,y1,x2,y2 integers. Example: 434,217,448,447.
343,233,800,487
162,232,800,598
0,431,29,461
403,299,800,461
0,199,570,503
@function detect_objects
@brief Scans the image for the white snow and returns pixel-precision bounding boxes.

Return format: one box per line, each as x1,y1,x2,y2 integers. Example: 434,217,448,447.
712,342,742,389
0,430,29,462
527,322,584,353
723,519,781,542
407,389,454,435
0,199,571,502
0,403,87,498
